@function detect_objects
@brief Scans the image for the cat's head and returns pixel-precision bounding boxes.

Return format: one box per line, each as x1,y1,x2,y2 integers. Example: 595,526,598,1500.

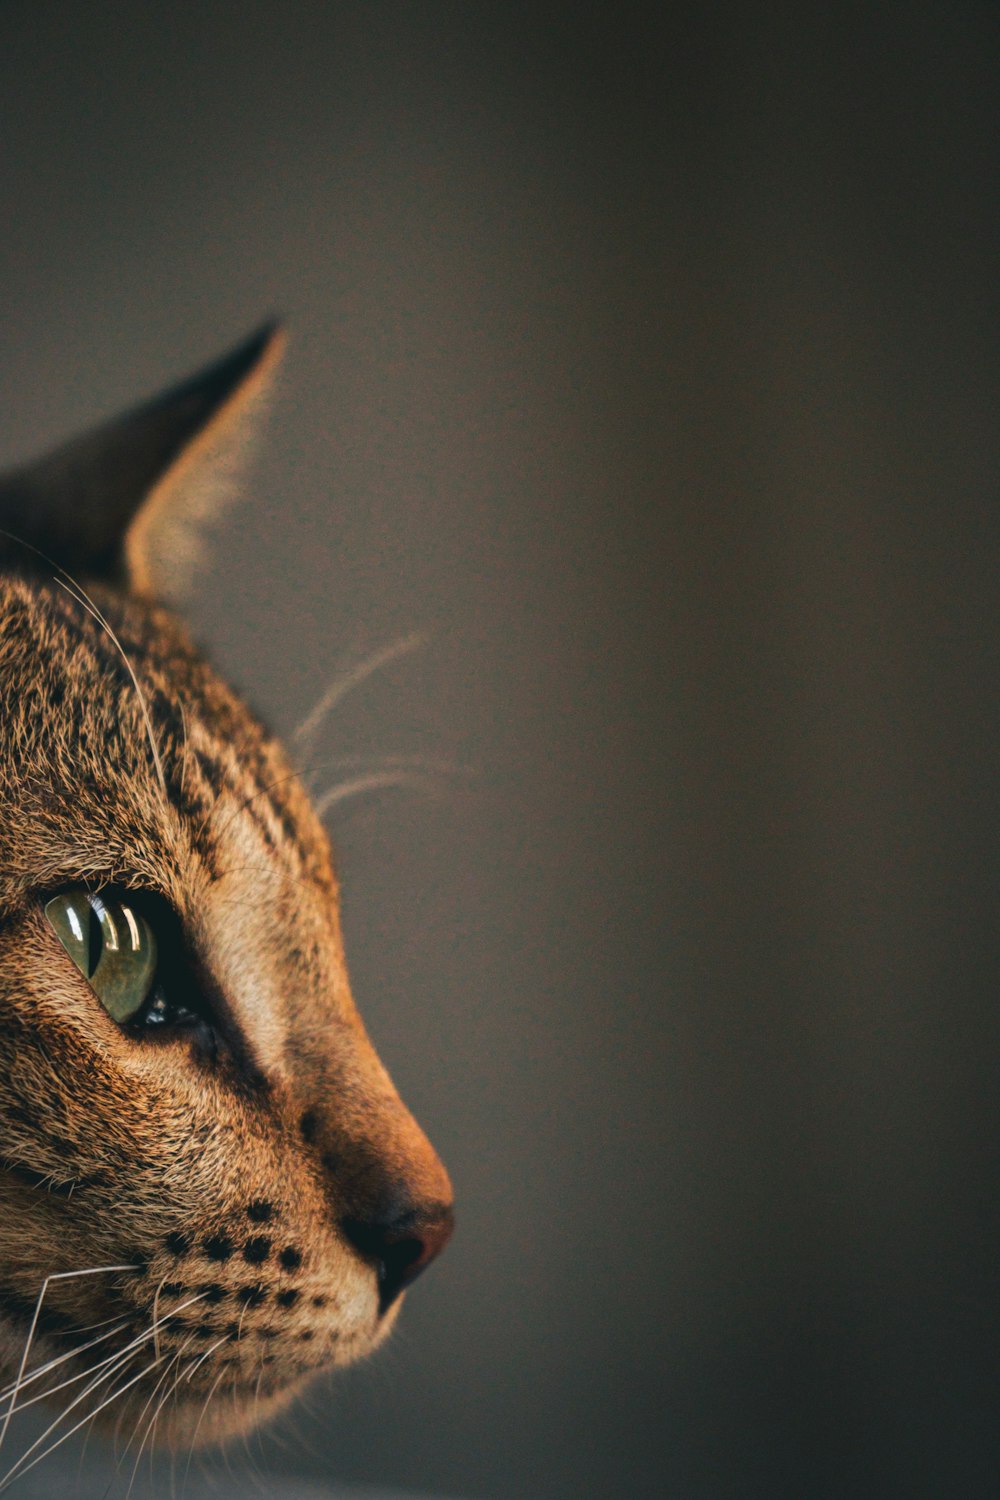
0,330,453,1448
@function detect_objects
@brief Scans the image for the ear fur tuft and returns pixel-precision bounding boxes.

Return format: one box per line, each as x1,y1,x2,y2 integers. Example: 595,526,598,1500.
0,323,284,603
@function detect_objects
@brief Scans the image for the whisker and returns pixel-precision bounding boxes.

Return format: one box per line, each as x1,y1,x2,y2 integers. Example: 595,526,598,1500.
166,1356,206,1500
182,1366,226,1496
178,698,191,805
219,1376,239,1479
151,1272,169,1361
239,1367,266,1487
110,1354,181,1499
194,746,463,867
0,525,172,804
314,769,438,817
53,577,167,797
0,1339,144,1491
75,1380,101,1489
98,1290,205,1498
0,1287,208,1487
57,1309,133,1337
195,767,306,849
5,1288,206,1429
252,1365,265,1432
293,631,428,753
0,1320,126,1406
0,1262,138,1451
0,1352,161,1493
126,1339,197,1500
184,1337,229,1386
314,751,470,779
0,1324,132,1417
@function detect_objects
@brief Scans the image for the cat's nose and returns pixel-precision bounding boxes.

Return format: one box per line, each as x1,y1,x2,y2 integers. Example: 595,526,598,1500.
342,1192,455,1313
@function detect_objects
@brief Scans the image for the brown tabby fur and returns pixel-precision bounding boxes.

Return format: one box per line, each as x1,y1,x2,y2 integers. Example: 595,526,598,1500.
0,329,453,1450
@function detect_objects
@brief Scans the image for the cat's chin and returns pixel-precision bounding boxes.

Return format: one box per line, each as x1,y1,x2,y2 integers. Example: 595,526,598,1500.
149,1367,307,1448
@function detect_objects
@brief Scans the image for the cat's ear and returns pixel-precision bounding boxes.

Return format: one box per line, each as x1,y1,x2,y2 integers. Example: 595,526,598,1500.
0,324,284,603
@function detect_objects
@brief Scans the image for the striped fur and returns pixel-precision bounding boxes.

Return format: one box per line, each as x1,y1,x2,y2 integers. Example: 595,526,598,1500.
0,334,452,1449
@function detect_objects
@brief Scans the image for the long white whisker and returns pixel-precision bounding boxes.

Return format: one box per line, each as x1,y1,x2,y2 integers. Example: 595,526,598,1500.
252,1365,269,1469
184,1338,228,1384
102,1295,205,1495
57,1308,133,1337
178,698,190,802
0,1323,131,1417
314,769,436,817
126,1340,197,1500
0,1353,160,1493
0,1339,144,1491
55,579,167,797
151,1272,169,1361
107,1354,179,1498
182,1366,226,1496
93,1291,206,1372
3,1288,206,1430
166,1356,205,1500
293,631,428,751
316,752,470,776
0,1319,126,1406
195,767,304,849
0,1262,138,1451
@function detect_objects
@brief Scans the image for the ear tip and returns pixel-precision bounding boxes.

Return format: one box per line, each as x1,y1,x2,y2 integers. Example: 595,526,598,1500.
229,319,288,378
158,320,286,424
247,317,287,356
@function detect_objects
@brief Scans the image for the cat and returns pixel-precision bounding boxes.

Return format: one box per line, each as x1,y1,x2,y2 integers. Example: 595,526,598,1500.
0,327,453,1468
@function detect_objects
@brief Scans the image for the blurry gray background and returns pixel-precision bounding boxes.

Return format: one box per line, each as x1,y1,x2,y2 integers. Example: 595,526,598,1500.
1,2,999,1497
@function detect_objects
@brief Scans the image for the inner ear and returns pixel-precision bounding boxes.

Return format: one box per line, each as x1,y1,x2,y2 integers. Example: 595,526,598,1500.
0,323,284,603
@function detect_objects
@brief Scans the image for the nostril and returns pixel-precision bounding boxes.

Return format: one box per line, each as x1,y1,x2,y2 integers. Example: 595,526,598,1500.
342,1203,455,1314
377,1236,426,1312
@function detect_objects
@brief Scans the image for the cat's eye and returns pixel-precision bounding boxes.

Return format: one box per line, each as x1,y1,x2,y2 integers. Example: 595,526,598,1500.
45,890,157,1024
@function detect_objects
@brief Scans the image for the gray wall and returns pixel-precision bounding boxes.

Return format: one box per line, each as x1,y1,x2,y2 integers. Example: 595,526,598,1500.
1,3,999,1497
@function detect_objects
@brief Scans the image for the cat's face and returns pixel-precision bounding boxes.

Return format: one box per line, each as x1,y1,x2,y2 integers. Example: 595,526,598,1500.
0,330,453,1447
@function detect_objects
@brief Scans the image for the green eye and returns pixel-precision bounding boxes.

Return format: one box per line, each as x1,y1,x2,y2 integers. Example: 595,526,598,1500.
45,890,158,1025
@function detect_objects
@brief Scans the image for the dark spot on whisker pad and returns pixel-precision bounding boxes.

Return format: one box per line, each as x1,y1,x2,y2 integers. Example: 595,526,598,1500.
243,1236,272,1265
204,1234,235,1262
279,1246,302,1270
161,1283,185,1297
299,1110,319,1144
247,1200,274,1223
236,1285,268,1308
165,1232,192,1256
277,1289,299,1308
200,1283,227,1304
